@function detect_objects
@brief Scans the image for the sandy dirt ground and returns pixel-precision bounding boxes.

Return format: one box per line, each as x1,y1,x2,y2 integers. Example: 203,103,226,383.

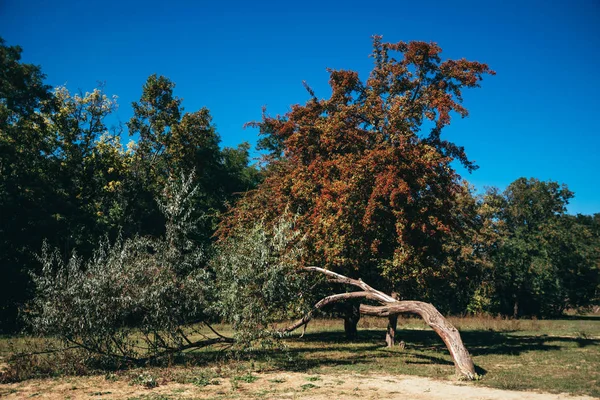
0,372,597,400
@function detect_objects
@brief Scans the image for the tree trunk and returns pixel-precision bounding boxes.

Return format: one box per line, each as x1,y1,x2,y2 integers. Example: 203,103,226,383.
343,303,360,339
360,302,475,379
385,292,400,347
386,315,398,347
282,267,477,380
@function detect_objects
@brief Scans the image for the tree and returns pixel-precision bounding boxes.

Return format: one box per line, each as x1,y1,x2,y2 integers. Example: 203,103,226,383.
0,36,135,332
549,213,600,311
214,216,477,379
0,43,259,331
0,37,54,332
220,36,494,340
482,178,599,317
127,75,259,244
44,86,124,257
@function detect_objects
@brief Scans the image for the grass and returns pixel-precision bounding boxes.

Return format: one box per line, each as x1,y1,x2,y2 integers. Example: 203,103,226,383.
232,372,258,384
305,375,322,381
300,383,319,390
1,315,599,397
296,315,600,396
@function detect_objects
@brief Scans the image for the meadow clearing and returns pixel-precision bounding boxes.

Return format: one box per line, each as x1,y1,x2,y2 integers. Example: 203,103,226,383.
1,315,598,399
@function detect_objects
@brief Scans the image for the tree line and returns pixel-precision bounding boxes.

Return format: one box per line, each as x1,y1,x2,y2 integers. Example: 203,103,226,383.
1,35,599,343
0,38,259,332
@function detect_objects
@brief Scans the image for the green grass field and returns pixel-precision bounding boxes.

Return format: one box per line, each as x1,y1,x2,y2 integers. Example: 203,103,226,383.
1,315,599,398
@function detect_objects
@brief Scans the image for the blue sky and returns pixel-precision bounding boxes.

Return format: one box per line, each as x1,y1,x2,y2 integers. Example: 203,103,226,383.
1,0,599,214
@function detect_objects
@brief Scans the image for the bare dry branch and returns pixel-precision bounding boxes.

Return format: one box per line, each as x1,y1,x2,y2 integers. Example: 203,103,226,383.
290,266,477,380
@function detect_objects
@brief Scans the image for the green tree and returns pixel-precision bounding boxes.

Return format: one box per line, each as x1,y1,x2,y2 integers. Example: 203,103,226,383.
483,178,599,317
212,214,319,345
44,86,125,257
1,40,260,333
0,38,54,332
127,74,259,244
549,214,600,311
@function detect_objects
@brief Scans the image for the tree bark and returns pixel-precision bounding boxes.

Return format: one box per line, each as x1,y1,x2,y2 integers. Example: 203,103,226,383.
360,302,475,379
386,315,398,347
282,267,477,380
385,292,400,347
343,303,360,339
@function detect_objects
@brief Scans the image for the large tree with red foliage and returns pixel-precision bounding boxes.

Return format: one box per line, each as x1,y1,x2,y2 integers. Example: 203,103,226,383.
219,36,494,344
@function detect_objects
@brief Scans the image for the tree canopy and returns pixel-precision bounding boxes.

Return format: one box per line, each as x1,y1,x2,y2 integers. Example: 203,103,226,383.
482,178,600,317
0,38,259,332
1,34,599,346
220,37,495,307
1,35,600,385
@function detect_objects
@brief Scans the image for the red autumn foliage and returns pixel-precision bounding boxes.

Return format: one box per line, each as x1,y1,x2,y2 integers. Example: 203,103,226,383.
219,36,494,302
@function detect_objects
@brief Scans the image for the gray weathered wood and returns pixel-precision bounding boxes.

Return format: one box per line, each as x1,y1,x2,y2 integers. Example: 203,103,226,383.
282,267,476,380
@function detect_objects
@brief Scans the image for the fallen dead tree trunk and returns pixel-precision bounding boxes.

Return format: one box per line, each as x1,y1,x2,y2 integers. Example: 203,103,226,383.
283,267,477,380
359,303,475,379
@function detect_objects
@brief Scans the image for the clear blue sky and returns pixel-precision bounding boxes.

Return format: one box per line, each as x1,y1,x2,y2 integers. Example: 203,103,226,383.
1,0,599,214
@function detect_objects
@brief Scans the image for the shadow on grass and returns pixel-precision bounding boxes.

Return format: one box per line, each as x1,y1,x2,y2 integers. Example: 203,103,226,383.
290,328,600,356
180,352,360,371
3,326,597,382
272,328,599,375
